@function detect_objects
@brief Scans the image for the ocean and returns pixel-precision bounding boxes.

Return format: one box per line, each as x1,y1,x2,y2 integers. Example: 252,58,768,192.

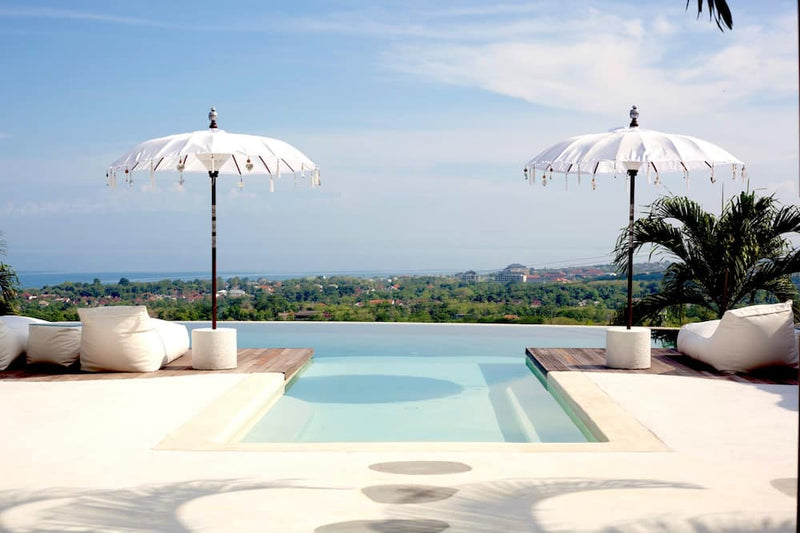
15,269,457,289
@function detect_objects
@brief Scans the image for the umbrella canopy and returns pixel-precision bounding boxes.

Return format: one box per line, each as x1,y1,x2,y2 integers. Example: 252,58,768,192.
108,108,320,328
109,129,319,181
527,125,743,178
525,106,744,328
108,109,319,190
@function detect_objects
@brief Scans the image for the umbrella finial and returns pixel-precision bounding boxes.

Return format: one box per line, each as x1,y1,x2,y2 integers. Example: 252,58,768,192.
209,107,218,129
629,105,639,128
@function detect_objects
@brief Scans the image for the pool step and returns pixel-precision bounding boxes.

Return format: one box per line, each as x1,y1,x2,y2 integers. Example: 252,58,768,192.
498,375,588,443
503,385,542,442
242,397,316,443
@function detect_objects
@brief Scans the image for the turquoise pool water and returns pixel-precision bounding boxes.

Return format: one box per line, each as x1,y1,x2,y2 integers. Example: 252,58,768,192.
186,323,608,443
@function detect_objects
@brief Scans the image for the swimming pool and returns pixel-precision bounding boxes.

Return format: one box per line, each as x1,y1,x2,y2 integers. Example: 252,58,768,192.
185,323,609,444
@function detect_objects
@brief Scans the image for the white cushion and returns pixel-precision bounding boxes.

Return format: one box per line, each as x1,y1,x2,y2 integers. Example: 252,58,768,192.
0,319,24,370
151,318,189,364
0,315,49,370
1,315,48,352
26,324,82,367
676,319,720,359
677,301,798,372
79,306,166,372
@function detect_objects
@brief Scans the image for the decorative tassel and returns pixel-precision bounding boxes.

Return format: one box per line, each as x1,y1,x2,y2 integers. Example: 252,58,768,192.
238,177,244,190
564,164,572,191
577,166,581,186
732,164,736,181
149,161,155,188
710,164,716,184
270,176,275,193
591,176,597,191
177,158,186,188
654,172,661,188
542,173,547,187
626,173,630,193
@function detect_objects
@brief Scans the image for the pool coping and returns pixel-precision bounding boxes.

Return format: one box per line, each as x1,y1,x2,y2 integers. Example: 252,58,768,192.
155,369,669,453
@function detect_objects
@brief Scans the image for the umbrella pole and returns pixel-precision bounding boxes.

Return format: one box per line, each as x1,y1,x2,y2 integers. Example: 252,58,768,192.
210,170,219,329
626,169,638,330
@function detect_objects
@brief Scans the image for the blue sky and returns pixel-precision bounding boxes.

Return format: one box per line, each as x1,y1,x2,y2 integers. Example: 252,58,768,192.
0,1,797,275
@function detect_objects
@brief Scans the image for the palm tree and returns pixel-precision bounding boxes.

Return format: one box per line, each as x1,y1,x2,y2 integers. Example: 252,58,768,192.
612,191,800,325
687,0,733,31
0,232,19,314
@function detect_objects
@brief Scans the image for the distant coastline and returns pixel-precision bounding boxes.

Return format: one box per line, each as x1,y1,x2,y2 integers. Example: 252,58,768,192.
15,269,460,289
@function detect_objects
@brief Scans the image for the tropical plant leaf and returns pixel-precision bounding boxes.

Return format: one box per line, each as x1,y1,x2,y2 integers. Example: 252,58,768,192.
0,231,19,314
686,0,733,31
612,191,799,325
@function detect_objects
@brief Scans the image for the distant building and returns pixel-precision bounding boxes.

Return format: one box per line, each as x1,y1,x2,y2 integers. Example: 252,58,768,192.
293,310,318,320
217,289,246,298
459,270,478,283
495,263,530,283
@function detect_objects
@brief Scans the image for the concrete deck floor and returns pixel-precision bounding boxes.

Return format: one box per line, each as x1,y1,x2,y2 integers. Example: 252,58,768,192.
0,370,796,532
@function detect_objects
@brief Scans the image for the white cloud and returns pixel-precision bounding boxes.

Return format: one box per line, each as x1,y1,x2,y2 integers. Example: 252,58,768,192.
652,16,676,35
0,6,176,28
0,199,108,217
382,10,798,121
425,4,553,18
294,6,626,43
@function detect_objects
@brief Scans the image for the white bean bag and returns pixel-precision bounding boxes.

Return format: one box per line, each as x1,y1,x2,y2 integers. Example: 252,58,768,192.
78,306,189,372
0,315,48,370
26,324,82,367
152,318,190,365
0,320,23,370
677,301,798,373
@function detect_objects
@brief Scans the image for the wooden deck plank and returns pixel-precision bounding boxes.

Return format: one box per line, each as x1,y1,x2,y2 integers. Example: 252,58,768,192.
526,347,798,385
0,348,313,383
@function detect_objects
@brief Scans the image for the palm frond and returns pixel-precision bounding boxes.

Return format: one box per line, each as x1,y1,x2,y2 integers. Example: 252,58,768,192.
0,263,19,314
686,0,733,31
611,191,798,324
0,232,19,314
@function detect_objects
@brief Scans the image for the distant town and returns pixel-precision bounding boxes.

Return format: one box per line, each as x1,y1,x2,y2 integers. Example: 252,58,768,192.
456,262,668,284
15,262,678,325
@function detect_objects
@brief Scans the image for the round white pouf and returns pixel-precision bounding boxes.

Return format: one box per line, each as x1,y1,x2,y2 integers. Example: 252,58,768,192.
191,328,237,370
605,326,651,369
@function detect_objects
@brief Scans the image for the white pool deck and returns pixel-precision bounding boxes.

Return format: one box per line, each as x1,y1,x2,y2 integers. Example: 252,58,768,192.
0,369,796,532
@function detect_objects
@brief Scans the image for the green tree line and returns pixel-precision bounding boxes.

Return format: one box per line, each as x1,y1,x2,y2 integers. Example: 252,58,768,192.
14,273,714,325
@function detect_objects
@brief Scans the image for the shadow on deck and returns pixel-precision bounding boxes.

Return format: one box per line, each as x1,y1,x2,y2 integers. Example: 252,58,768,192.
0,348,313,382
526,347,797,385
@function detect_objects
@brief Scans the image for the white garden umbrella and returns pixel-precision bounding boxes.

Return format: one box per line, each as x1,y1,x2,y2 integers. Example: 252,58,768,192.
108,108,320,329
525,106,744,329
